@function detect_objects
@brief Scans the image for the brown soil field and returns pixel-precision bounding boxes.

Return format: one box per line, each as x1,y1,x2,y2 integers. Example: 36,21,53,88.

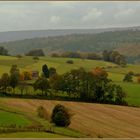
0,98,140,138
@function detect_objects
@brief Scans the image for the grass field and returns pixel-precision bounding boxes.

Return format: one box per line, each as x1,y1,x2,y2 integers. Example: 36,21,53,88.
0,55,138,78
116,82,140,106
107,64,140,75
0,98,140,138
0,56,140,137
0,56,116,75
0,55,138,77
0,132,68,138
0,55,140,107
0,110,31,127
0,98,85,138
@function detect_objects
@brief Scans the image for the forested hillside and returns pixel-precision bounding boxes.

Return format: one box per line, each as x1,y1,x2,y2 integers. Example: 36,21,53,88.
0,26,139,43
1,29,140,62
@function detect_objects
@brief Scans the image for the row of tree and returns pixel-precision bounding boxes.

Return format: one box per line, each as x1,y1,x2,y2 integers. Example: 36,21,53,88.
102,50,126,66
0,46,126,66
52,52,102,60
52,50,127,66
49,68,126,104
34,65,127,105
25,49,45,56
0,65,19,93
0,64,127,105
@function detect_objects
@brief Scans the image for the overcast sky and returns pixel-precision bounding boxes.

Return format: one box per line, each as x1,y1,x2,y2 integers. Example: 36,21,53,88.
0,1,140,32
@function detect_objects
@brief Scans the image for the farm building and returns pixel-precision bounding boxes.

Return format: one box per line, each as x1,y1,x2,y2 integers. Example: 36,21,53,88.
32,71,39,79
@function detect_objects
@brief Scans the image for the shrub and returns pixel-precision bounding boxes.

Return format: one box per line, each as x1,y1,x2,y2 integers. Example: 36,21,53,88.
66,60,74,64
37,106,50,120
16,55,22,59
123,72,133,82
51,104,71,127
33,56,39,62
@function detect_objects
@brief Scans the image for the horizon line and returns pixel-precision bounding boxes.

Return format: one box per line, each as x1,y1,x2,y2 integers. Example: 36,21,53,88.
0,25,140,33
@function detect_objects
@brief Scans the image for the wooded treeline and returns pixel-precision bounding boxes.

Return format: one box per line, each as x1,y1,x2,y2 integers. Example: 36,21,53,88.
0,64,127,105
1,30,140,59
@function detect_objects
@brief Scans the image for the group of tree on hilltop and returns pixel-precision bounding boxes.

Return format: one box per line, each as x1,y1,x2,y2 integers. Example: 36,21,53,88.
52,50,127,66
0,45,127,66
102,50,126,66
25,49,45,56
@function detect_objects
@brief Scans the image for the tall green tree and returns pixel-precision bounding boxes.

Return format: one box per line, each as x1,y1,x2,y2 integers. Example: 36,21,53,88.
33,56,39,62
51,104,71,127
9,65,20,93
0,73,10,93
10,74,19,94
10,65,20,79
42,64,49,78
33,77,50,95
49,67,57,77
115,85,126,104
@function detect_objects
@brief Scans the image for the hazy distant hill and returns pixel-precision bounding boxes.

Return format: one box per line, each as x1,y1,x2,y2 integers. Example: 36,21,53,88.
0,26,140,43
0,26,140,63
0,29,113,43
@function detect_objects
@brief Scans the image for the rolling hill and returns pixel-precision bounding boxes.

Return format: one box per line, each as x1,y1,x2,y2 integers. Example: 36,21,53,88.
0,29,140,63
0,26,140,138
0,98,140,138
0,26,139,43
0,56,140,138
0,56,140,106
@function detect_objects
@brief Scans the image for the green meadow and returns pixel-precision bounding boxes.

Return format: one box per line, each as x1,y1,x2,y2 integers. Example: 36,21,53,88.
0,55,140,107
0,110,31,127
0,132,68,138
0,55,140,138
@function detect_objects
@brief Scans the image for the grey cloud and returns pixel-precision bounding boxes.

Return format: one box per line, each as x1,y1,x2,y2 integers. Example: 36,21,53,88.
0,1,140,32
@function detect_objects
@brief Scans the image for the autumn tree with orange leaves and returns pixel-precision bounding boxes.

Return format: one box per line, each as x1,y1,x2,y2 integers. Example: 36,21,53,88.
137,76,140,84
